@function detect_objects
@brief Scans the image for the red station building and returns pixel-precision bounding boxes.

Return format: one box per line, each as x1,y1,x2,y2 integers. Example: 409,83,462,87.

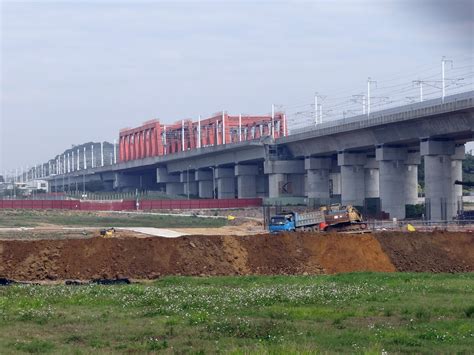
119,112,287,162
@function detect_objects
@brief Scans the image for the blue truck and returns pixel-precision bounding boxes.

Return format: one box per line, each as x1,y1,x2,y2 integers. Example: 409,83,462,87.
269,211,326,233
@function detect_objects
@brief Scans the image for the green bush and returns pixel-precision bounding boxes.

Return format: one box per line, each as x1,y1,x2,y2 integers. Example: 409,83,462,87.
406,204,424,219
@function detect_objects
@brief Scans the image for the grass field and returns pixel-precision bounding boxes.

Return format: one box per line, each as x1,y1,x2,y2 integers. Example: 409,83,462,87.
0,273,472,353
0,210,227,228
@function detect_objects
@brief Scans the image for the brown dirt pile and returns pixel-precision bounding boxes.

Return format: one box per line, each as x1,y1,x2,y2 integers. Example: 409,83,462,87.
375,231,474,272
0,232,472,282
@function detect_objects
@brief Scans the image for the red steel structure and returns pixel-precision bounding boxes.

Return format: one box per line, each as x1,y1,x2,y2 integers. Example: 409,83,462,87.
119,112,287,162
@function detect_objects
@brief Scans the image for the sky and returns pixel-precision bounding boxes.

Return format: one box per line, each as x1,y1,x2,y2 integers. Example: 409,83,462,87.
1,0,473,172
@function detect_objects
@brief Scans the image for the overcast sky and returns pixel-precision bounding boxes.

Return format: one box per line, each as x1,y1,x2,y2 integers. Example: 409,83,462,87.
1,0,473,172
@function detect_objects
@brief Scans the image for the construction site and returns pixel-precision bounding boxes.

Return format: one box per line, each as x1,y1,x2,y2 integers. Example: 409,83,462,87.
0,207,473,283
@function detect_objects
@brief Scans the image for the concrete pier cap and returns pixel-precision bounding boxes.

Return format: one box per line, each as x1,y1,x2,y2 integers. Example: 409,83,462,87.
234,164,259,176
375,145,407,161
337,151,367,166
263,160,305,174
420,139,455,156
304,157,332,170
156,167,180,183
195,170,213,181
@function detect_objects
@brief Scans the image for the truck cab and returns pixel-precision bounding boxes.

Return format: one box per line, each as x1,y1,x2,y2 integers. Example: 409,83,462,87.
269,213,295,233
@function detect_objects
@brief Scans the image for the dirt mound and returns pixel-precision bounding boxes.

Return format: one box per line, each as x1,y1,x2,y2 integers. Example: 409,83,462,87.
0,232,472,281
375,232,474,272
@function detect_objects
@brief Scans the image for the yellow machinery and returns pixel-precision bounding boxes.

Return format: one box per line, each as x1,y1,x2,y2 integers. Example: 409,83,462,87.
319,204,367,232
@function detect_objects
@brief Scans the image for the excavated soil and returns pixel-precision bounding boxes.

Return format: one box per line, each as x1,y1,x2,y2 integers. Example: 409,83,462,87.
0,232,472,281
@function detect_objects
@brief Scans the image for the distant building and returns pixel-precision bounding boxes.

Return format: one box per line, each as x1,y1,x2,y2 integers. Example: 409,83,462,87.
27,180,48,192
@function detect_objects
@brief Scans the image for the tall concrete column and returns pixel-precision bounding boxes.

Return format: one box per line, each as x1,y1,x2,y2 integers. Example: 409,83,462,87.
180,171,198,197
157,167,183,196
329,171,341,196
195,170,213,198
405,151,421,205
421,139,456,220
305,157,331,199
215,167,235,199
337,152,366,206
451,145,465,215
235,165,258,198
289,174,305,196
268,173,285,199
256,174,268,197
264,160,305,198
364,157,379,198
376,146,408,219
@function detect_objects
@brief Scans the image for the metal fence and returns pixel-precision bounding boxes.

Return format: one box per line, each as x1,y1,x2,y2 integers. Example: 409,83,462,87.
0,198,263,211
365,219,474,232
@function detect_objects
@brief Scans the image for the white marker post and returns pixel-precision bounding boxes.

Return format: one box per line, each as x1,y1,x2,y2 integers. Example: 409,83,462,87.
91,145,95,168
197,115,201,148
181,120,185,151
113,139,117,164
222,111,226,145
163,125,167,154
100,142,104,167
239,114,242,142
314,94,318,124
271,104,275,139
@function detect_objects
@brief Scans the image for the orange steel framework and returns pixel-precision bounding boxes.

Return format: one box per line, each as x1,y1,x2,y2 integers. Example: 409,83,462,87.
119,112,287,162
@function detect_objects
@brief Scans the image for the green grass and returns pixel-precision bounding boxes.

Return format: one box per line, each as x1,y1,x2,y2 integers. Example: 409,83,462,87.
0,210,227,228
0,273,472,353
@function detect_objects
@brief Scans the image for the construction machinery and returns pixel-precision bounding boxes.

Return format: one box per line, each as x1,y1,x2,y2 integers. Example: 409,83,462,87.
269,211,326,233
319,204,367,232
268,204,367,233
100,228,116,238
454,180,474,187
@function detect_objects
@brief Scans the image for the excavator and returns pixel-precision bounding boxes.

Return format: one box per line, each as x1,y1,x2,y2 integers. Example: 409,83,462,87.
319,204,367,232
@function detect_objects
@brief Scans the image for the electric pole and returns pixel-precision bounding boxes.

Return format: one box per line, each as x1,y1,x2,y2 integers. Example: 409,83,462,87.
367,77,377,117
413,80,424,102
441,56,453,103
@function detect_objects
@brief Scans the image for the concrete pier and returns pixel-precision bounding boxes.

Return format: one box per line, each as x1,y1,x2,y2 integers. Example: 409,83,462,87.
305,157,331,199
235,165,258,198
376,146,408,219
421,140,456,220
329,172,341,196
404,151,421,206
338,152,366,206
180,171,198,197
451,145,465,215
215,167,235,199
157,167,183,196
264,160,305,198
364,157,379,198
195,170,214,199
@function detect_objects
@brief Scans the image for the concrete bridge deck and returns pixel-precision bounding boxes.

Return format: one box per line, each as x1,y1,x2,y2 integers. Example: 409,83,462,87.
48,91,474,221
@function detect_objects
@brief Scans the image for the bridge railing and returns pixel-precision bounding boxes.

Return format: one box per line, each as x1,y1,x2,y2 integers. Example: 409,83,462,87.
289,90,474,136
